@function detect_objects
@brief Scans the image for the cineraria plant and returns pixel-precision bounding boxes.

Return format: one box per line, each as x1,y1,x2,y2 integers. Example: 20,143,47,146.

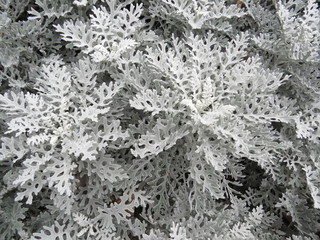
0,0,319,239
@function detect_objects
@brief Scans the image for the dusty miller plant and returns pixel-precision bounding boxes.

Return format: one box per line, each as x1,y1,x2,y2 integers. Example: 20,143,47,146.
0,0,319,239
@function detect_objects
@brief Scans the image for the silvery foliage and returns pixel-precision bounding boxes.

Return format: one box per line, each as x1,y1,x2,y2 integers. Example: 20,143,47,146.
0,0,319,239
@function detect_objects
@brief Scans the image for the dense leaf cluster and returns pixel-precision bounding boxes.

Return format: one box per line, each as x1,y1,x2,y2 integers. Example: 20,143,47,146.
0,0,319,239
